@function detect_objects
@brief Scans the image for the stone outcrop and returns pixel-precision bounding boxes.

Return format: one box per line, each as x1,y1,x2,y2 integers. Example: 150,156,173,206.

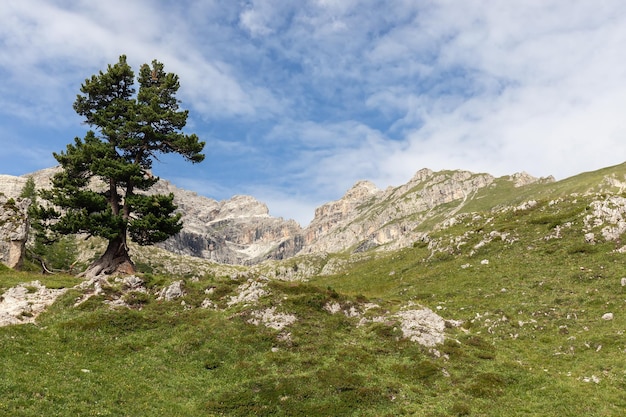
150,180,304,264
0,167,58,200
0,168,305,266
507,171,555,187
0,281,67,326
0,196,29,269
0,166,555,266
157,280,185,301
300,169,497,254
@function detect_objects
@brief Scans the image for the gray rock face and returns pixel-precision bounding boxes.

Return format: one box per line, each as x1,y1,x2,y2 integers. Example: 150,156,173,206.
299,168,555,255
150,180,304,264
0,196,29,269
0,166,553,266
158,280,185,301
0,167,58,200
300,169,497,254
0,168,305,266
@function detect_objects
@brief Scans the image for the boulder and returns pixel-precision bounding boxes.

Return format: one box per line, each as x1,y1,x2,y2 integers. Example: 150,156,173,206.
158,280,185,301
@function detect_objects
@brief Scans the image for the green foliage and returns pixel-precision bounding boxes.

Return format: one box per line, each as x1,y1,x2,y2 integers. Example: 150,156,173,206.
122,291,151,307
19,177,36,201
42,236,79,271
38,55,205,268
23,233,79,273
5,163,626,415
127,193,182,245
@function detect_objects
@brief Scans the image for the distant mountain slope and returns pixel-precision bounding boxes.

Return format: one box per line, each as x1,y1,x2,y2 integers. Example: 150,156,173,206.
300,168,554,254
148,180,303,265
0,168,304,266
4,162,626,266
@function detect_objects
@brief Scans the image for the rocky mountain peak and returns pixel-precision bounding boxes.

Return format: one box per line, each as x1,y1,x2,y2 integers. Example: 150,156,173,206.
507,171,556,187
214,195,270,222
345,180,380,199
408,167,435,183
300,168,498,254
0,164,565,269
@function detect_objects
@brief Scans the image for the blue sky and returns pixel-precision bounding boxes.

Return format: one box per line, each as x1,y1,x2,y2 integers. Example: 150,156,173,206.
2,1,626,225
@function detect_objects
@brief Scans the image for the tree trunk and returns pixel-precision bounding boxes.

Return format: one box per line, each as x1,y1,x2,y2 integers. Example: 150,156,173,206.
80,235,136,279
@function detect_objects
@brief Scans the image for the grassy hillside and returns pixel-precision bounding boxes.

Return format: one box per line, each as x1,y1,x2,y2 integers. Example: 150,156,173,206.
1,166,626,416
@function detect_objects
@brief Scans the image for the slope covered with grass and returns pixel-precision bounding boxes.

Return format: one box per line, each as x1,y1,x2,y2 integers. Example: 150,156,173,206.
2,164,626,416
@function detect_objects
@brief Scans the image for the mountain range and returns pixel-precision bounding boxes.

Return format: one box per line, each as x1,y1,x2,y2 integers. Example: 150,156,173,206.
2,162,626,415
4,162,626,268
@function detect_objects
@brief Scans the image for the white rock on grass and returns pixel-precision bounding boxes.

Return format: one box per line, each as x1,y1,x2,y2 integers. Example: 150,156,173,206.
0,281,67,326
227,279,269,306
119,275,145,291
395,308,449,347
200,299,217,309
582,375,601,384
158,280,185,301
323,302,342,314
248,307,297,330
602,313,614,320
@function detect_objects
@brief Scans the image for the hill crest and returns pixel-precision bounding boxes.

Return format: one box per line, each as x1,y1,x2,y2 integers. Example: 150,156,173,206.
5,162,626,267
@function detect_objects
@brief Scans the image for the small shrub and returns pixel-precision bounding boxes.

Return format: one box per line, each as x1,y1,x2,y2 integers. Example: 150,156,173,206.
450,402,471,416
464,372,508,398
123,291,151,306
24,285,38,294
567,244,597,254
465,335,496,360
369,321,402,339
74,295,106,311
430,251,454,262
414,360,441,379
326,286,341,299
413,240,428,249
135,261,154,274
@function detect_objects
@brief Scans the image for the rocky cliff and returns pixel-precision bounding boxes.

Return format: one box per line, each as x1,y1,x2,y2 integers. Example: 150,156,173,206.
0,196,29,269
300,169,553,254
149,180,303,264
0,168,304,266
0,166,555,266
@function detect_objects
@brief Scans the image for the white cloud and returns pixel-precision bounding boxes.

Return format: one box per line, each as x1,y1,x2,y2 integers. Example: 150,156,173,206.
0,1,276,124
3,0,626,224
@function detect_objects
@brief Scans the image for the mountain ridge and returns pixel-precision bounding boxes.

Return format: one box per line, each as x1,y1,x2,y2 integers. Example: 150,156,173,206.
6,162,626,268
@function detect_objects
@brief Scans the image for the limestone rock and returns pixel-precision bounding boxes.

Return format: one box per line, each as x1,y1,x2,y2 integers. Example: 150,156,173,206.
0,165,557,268
149,180,305,264
301,169,496,255
158,280,185,301
0,167,58,199
248,307,297,330
0,168,305,266
0,281,67,326
227,279,269,306
0,196,29,269
395,308,448,347
584,196,626,242
602,312,614,320
507,171,554,187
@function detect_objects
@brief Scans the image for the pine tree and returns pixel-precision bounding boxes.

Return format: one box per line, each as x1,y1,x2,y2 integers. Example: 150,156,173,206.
19,176,37,201
40,55,205,278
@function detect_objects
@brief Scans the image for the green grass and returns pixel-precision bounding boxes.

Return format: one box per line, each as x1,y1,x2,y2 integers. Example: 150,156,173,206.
2,168,626,415
0,268,79,295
